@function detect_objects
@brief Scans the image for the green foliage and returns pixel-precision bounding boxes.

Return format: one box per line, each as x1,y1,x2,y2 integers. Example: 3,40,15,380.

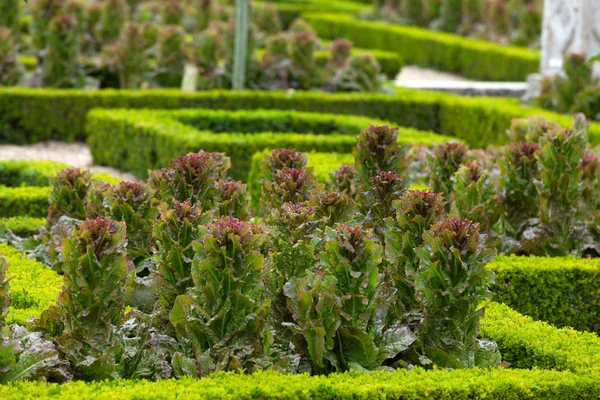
428,142,468,199
0,187,49,218
43,14,83,88
359,170,407,240
99,0,128,44
415,219,496,368
0,244,61,326
170,217,269,374
262,168,321,213
156,25,185,88
4,87,596,147
0,217,44,237
0,28,22,87
49,218,133,380
284,271,340,374
450,161,498,232
153,199,211,320
161,1,184,25
0,254,8,330
305,13,539,82
46,168,92,226
487,255,600,333
353,125,407,190
102,22,149,89
385,190,445,315
532,116,587,255
216,180,250,220
103,182,158,265
150,152,230,209
498,141,540,239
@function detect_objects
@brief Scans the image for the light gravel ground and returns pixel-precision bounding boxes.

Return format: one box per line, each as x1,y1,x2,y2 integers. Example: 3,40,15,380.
396,65,469,82
0,141,139,182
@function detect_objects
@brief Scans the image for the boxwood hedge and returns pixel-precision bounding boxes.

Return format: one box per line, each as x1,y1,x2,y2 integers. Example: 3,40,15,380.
2,89,598,148
86,108,452,180
1,301,600,398
304,13,540,82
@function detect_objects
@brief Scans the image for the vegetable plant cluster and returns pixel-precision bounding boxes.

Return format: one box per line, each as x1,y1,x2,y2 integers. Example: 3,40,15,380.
0,123,500,383
0,0,387,92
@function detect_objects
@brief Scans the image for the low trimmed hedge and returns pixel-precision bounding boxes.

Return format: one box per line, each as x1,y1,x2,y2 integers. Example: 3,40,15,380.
2,89,598,148
0,217,45,237
0,160,69,187
87,108,452,180
488,256,600,333
0,186,51,218
3,301,600,398
1,243,62,326
481,302,600,372
304,13,540,82
255,0,367,27
0,161,121,218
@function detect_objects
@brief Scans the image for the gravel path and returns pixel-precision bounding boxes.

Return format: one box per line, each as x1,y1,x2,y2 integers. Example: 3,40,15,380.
396,65,468,82
0,141,139,182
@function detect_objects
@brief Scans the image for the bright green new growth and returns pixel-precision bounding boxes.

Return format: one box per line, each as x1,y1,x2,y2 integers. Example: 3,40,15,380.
170,217,269,374
53,218,132,380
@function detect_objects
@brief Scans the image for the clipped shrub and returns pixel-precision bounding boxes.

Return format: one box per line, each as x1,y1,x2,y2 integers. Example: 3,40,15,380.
170,217,269,374
0,254,7,330
414,218,497,368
